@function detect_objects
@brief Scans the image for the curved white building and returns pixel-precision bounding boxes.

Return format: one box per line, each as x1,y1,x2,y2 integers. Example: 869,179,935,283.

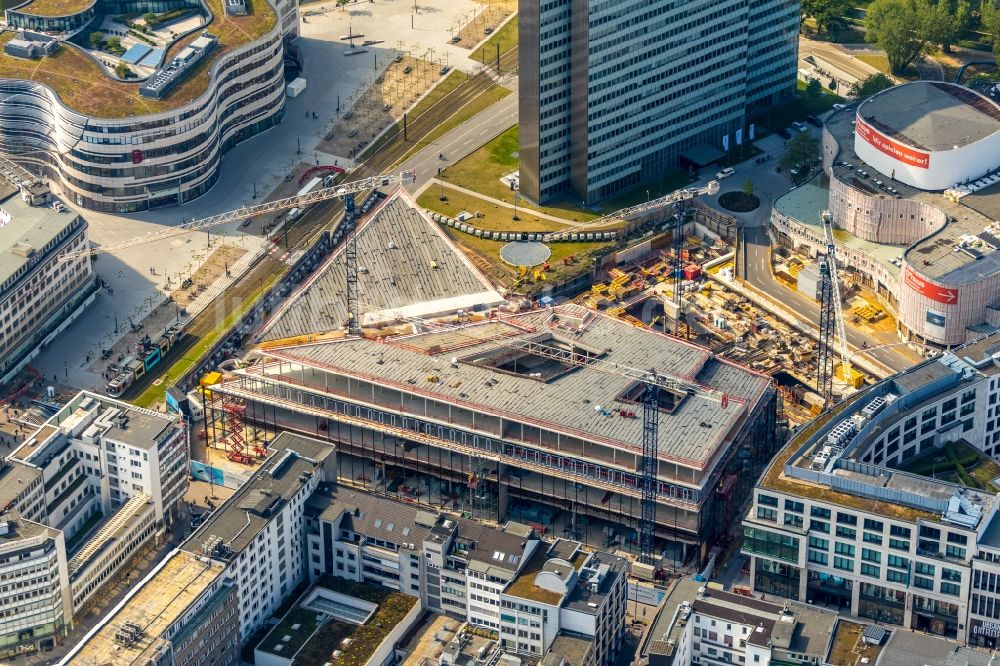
772,82,1000,347
854,82,1000,191
0,0,297,212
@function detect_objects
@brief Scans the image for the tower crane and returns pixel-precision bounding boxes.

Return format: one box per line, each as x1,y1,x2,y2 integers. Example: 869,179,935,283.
558,181,720,233
817,210,850,405
56,169,417,261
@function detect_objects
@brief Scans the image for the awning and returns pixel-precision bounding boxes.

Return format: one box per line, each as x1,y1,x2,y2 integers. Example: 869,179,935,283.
679,144,726,168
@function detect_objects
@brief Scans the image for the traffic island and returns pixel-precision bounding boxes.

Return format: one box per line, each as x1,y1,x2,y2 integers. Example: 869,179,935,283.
718,191,760,212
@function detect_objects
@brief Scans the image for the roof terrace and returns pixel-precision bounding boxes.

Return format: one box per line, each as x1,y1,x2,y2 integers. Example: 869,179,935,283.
0,0,276,118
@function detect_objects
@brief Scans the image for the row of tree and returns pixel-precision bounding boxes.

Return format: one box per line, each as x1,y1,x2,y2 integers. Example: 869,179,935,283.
803,0,1000,74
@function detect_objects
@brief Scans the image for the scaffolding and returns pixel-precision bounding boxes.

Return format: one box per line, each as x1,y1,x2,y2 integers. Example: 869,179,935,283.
222,400,264,464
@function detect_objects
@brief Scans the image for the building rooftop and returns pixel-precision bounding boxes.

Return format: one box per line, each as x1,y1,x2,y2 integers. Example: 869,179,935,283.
563,552,626,614
825,104,1000,284
259,192,504,343
186,432,333,557
0,509,58,547
505,540,588,606
0,189,82,292
73,550,226,665
546,633,593,666
0,0,275,119
877,628,993,666
0,460,41,511
307,486,439,551
773,180,904,278
858,81,1000,151
258,304,773,473
8,0,95,17
459,519,536,573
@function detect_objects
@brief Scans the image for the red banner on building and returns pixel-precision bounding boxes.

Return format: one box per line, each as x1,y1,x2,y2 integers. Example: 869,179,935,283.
904,266,958,304
856,117,930,170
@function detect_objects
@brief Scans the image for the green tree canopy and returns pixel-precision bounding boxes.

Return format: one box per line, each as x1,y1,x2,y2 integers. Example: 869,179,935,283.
847,72,896,98
802,0,853,35
88,31,103,49
865,0,939,75
780,133,820,175
982,1,1000,67
806,77,823,98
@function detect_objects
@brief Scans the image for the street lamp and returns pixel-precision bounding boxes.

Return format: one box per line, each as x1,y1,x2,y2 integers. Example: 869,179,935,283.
512,192,520,221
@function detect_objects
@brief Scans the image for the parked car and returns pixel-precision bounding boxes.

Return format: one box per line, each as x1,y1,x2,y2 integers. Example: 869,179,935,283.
806,115,822,128
832,103,846,111
791,121,809,133
777,128,792,140
715,166,735,180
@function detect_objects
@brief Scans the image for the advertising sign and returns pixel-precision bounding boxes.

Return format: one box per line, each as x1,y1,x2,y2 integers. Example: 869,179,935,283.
856,117,930,169
971,619,1000,639
904,266,958,305
926,309,946,328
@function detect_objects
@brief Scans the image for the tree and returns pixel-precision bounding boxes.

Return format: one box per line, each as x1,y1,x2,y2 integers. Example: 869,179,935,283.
143,11,157,25
88,31,103,49
802,0,853,36
806,77,823,98
847,72,896,98
780,133,820,175
115,62,132,79
865,0,939,75
929,0,970,52
107,36,121,50
983,1,1000,67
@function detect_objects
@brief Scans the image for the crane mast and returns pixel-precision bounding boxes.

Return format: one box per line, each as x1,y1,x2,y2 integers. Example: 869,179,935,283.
818,210,851,404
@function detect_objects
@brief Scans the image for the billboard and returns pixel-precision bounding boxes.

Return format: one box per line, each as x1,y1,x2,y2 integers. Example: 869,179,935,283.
904,266,958,305
926,309,946,327
856,117,930,170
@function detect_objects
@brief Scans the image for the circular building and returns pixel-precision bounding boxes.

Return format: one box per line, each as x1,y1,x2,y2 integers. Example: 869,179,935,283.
854,82,1000,191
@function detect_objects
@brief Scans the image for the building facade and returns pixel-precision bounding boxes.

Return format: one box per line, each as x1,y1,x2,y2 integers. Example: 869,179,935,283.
518,0,798,204
0,0,298,212
743,333,1000,643
0,184,96,384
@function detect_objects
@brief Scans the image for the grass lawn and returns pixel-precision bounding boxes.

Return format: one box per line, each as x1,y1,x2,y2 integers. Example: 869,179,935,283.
475,14,518,60
418,186,568,232
753,80,844,134
854,54,917,80
898,441,1000,492
133,271,281,408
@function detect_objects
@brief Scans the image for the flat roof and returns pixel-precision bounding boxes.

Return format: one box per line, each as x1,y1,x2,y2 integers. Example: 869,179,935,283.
0,509,58,547
10,0,95,17
826,105,1000,284
546,633,593,666
0,0,276,119
0,461,41,510
185,432,333,557
259,305,773,473
74,551,226,664
259,192,503,343
878,629,993,666
505,543,587,606
858,81,1000,151
0,189,81,291
563,553,627,614
773,180,903,278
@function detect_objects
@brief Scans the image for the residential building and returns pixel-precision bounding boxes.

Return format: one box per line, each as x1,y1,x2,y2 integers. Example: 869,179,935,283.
69,550,239,666
640,578,838,666
518,0,799,204
0,508,71,659
0,182,96,384
0,0,297,212
0,391,188,655
211,303,780,568
184,432,335,642
742,333,1000,643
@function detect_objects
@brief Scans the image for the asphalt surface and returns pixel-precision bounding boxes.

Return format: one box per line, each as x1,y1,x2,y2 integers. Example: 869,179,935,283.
738,224,917,374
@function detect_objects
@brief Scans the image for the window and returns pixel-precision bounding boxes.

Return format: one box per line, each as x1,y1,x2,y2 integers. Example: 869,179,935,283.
864,519,883,532
758,494,778,507
808,536,829,550
947,532,968,546
784,514,803,529
889,538,910,551
834,556,854,572
914,576,934,590
890,525,911,539
785,500,804,513
915,562,935,576
811,507,831,519
808,550,829,565
888,555,909,569
836,526,857,540
837,512,857,526
835,543,856,556
757,507,777,522
920,526,941,540
864,532,883,545
862,548,880,563
946,544,966,560
886,570,909,584
941,582,961,596
942,568,961,582
810,520,830,534
861,564,880,578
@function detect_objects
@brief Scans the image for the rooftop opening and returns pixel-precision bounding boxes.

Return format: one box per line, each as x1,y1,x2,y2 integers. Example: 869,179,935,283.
616,381,688,414
464,334,604,383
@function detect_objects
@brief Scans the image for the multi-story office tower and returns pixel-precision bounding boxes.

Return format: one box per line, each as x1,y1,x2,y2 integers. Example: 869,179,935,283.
519,0,799,204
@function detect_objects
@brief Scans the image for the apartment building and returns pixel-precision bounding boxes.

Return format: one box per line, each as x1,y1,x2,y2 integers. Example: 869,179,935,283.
0,391,188,655
0,508,71,659
70,551,239,666
518,0,799,204
0,183,96,383
742,334,1000,642
641,578,838,666
184,432,335,642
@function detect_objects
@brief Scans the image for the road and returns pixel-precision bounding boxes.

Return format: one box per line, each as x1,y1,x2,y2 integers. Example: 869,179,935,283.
738,224,917,374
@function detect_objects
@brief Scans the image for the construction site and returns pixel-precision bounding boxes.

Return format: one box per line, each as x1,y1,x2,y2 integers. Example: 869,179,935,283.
171,186,782,574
